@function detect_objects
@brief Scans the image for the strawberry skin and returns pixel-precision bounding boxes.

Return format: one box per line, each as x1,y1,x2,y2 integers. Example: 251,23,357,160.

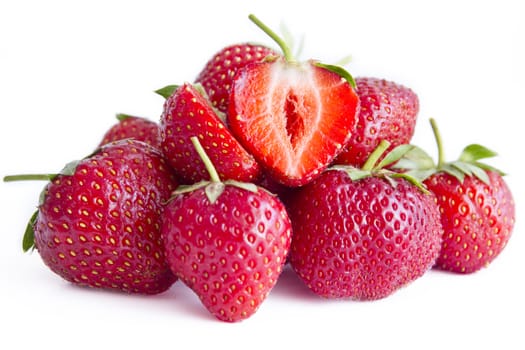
195,43,277,113
33,140,178,294
425,171,515,273
228,59,360,186
162,185,292,322
160,83,261,184
335,77,419,166
288,170,442,300
99,114,161,150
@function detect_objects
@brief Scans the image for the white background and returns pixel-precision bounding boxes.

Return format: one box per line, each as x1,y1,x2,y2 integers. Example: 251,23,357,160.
1,0,524,349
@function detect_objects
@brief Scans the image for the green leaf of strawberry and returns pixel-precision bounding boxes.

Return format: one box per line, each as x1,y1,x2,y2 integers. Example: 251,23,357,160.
155,84,179,99
22,210,38,252
313,61,356,88
459,144,498,162
375,144,416,169
434,119,503,184
331,140,430,193
393,118,505,185
115,113,132,121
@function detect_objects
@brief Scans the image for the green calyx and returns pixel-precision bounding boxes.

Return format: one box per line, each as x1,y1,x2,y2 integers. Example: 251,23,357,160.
154,84,179,99
3,174,50,252
171,137,257,204
393,118,504,185
331,140,430,193
314,62,356,89
248,14,356,89
22,211,38,252
116,113,133,121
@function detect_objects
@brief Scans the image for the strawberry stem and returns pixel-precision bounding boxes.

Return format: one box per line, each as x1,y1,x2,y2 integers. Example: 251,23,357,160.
190,136,221,183
362,140,391,171
3,174,55,182
248,14,294,62
429,118,445,168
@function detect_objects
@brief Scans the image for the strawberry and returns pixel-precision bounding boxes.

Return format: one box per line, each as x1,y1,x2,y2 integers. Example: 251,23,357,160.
397,119,515,273
195,43,278,114
98,113,162,150
287,141,443,300
426,171,514,273
159,83,261,184
334,77,419,167
161,137,292,322
4,139,178,294
227,15,360,187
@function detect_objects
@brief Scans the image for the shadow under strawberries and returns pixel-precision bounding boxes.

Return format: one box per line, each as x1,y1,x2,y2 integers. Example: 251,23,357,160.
269,264,320,301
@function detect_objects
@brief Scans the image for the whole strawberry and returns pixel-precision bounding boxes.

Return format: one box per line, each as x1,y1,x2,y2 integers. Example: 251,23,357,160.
398,119,515,273
98,113,162,150
288,141,443,300
334,77,419,167
159,83,261,184
195,43,278,113
5,139,178,294
161,137,292,322
228,15,360,187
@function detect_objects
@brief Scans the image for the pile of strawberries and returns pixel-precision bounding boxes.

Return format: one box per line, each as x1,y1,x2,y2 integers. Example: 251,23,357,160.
5,15,515,322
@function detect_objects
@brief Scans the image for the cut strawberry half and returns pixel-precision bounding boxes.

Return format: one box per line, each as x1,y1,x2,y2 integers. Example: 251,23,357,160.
227,15,360,187
228,59,359,186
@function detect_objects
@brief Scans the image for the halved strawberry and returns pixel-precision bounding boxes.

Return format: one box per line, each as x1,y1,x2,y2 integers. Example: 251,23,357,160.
159,83,261,184
228,15,360,187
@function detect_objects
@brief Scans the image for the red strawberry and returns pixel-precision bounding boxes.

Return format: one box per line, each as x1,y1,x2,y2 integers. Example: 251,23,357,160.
161,137,292,322
4,139,178,294
287,141,443,299
227,15,360,187
159,83,261,184
426,172,514,273
334,77,419,167
399,119,515,273
195,43,278,113
98,113,162,150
